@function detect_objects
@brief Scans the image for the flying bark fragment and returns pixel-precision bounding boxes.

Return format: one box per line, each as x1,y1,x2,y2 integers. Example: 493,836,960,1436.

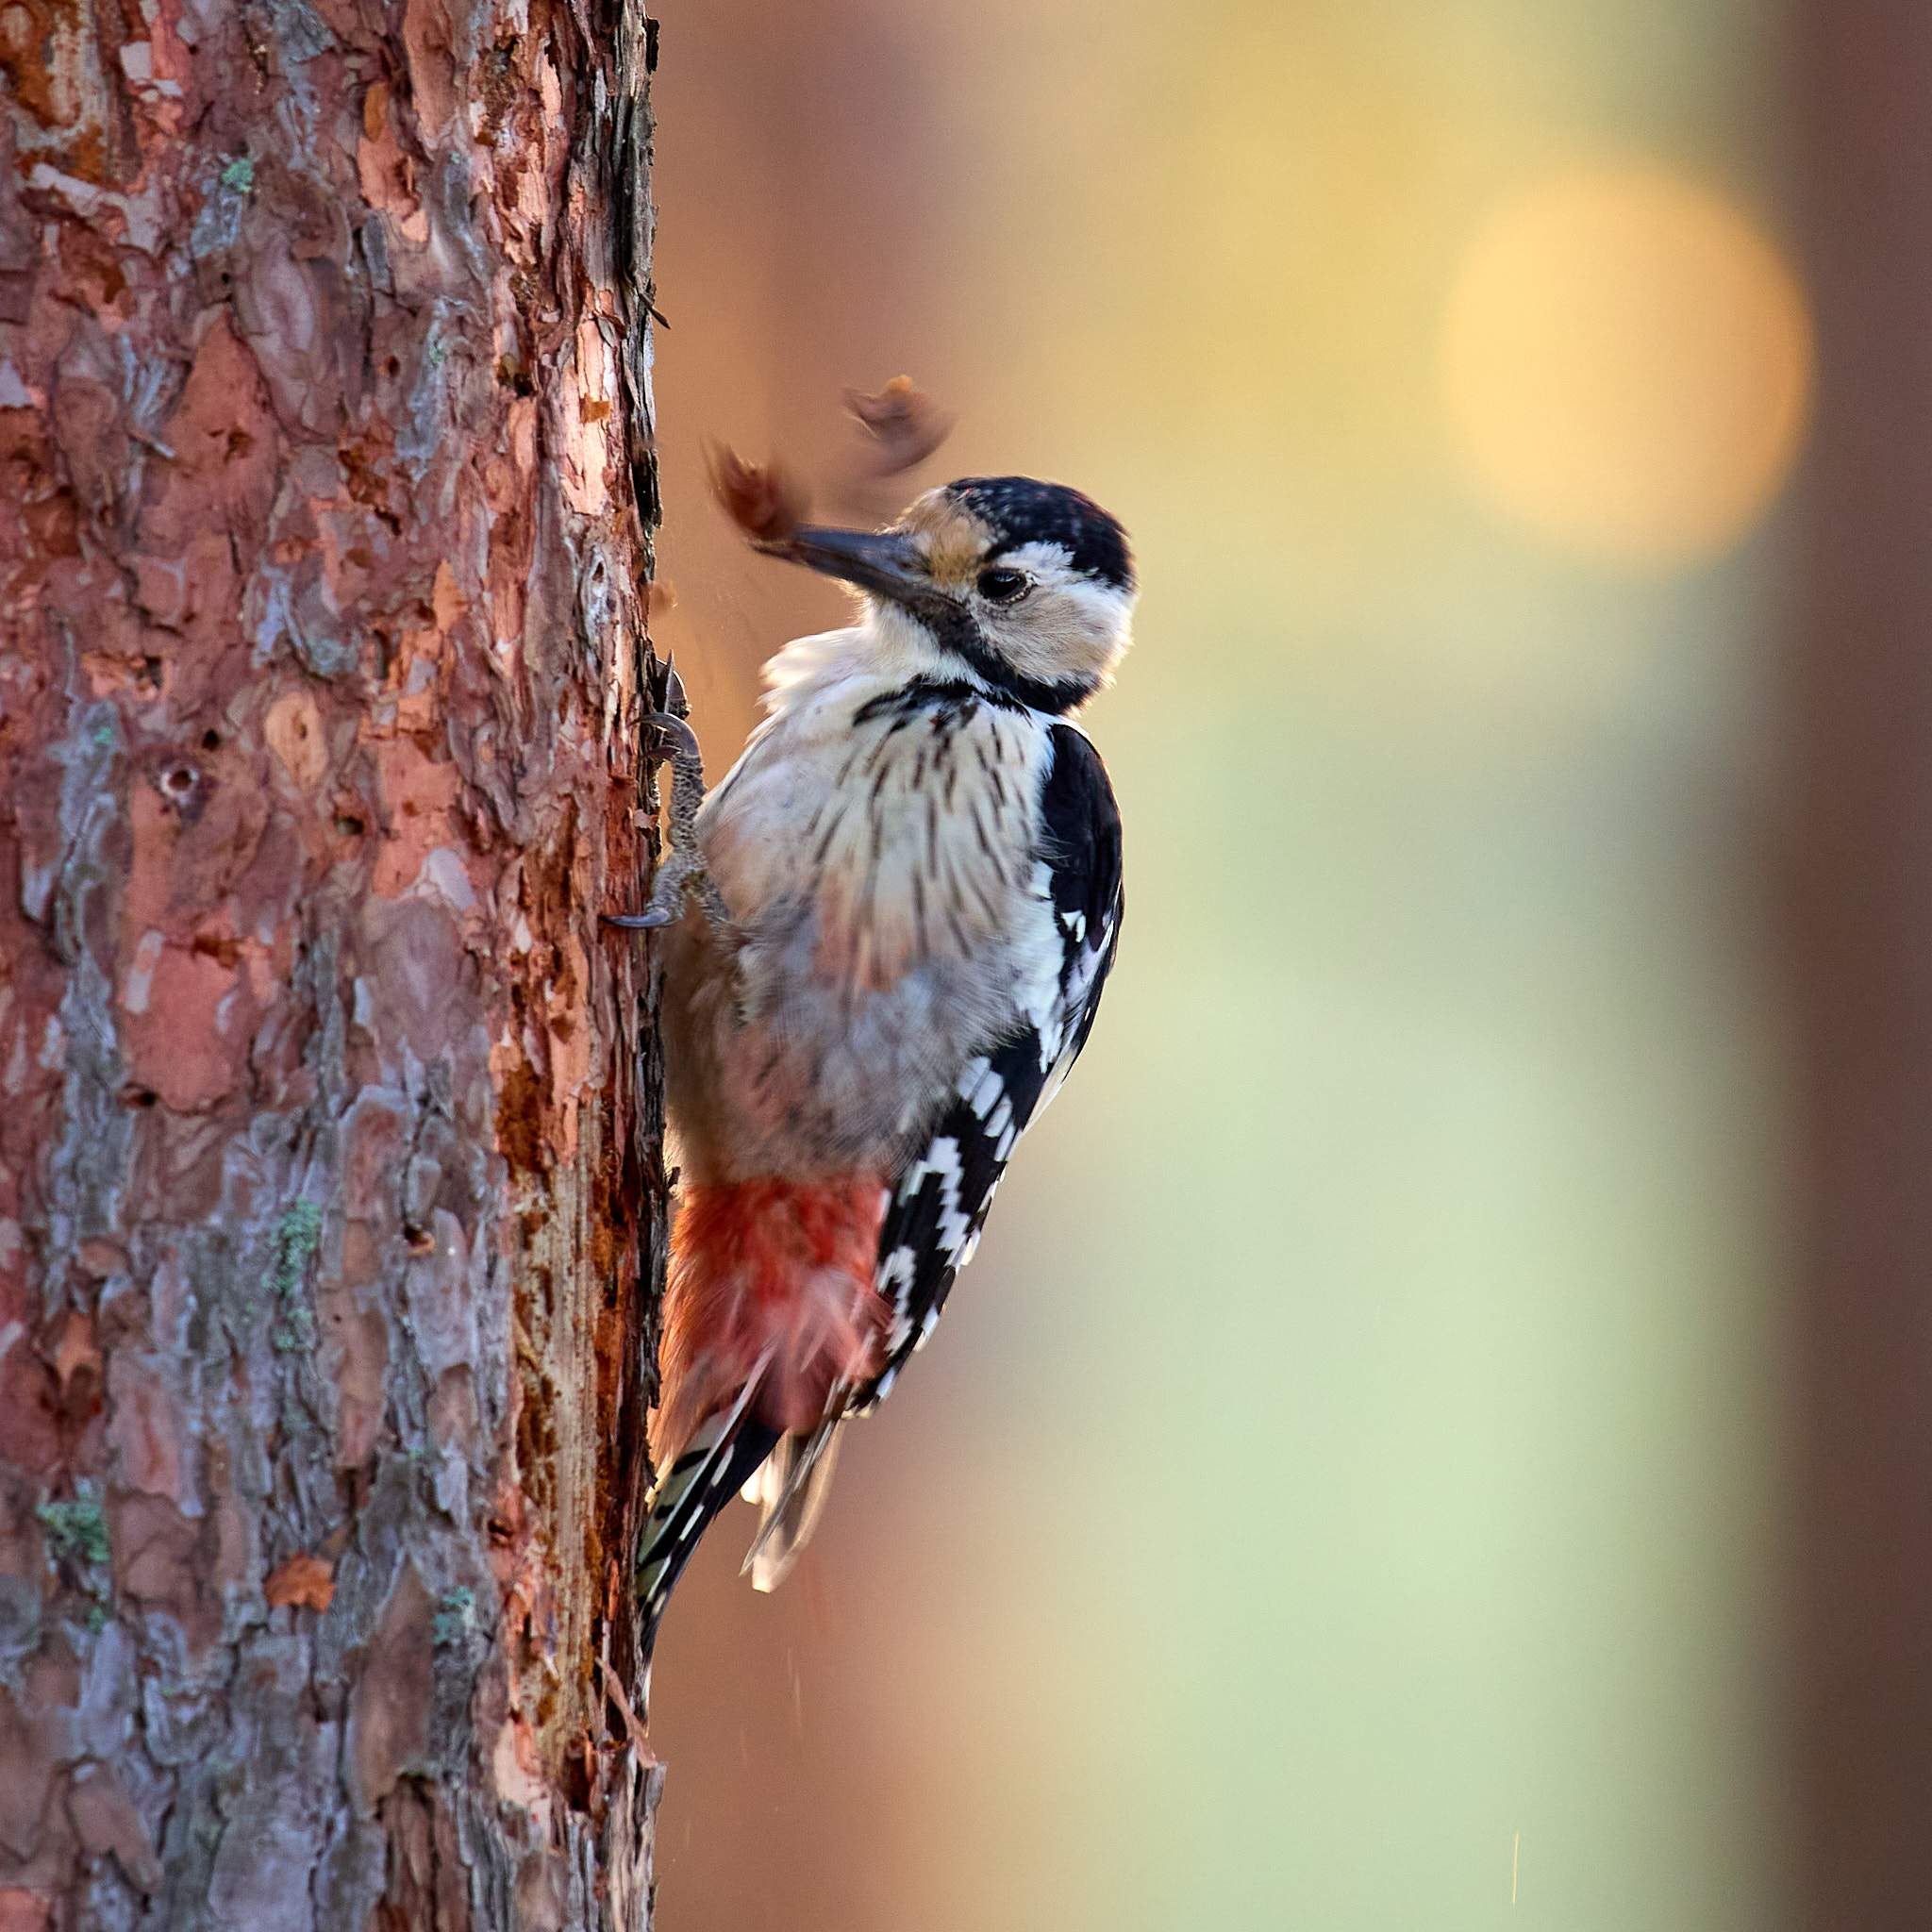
822,375,954,521
710,444,810,543
843,375,954,479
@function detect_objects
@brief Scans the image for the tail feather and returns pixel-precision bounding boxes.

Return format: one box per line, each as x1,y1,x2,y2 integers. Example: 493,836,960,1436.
741,1418,845,1592
638,1357,780,1664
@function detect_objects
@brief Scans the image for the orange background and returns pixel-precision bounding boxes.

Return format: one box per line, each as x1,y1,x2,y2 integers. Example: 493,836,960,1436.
641,3,1800,1926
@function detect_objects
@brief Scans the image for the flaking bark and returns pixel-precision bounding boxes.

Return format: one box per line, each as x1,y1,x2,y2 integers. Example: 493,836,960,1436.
0,0,667,1921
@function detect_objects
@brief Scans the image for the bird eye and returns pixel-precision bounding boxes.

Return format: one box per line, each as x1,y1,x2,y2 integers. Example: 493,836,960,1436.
976,567,1029,604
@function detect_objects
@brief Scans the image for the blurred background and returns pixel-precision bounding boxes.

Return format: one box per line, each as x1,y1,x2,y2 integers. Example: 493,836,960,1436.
637,3,1917,1927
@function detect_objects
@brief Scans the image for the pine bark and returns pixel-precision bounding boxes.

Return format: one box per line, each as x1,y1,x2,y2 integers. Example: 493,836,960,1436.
0,0,667,1921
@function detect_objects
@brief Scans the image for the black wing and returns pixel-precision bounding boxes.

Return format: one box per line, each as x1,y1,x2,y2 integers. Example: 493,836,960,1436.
858,722,1124,1410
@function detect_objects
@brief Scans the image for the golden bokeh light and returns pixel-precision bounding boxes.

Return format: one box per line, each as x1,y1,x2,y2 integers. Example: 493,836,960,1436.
1441,164,1813,570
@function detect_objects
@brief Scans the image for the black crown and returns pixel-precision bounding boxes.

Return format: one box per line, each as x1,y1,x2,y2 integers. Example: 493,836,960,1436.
941,477,1135,593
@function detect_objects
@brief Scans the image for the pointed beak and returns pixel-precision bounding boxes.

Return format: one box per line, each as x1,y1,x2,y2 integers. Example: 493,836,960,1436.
761,526,932,608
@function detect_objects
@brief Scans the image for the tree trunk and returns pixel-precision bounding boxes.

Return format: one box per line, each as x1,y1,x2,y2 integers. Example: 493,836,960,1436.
0,0,667,1919
1790,7,1932,1925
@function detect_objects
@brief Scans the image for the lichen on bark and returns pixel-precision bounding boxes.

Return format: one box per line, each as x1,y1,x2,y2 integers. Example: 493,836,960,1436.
0,0,667,1919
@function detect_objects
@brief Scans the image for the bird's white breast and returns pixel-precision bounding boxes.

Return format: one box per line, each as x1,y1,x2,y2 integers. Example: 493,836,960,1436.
661,628,1065,1183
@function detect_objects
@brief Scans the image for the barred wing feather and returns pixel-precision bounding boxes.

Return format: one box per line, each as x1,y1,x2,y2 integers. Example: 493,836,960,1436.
860,722,1123,1409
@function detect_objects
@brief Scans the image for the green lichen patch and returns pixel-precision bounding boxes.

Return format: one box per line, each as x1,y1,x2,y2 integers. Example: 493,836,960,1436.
38,1481,109,1569
432,1587,475,1646
272,1198,325,1296
270,1200,325,1351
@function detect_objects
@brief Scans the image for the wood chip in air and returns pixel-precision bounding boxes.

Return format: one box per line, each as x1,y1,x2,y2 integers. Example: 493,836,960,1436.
710,446,808,543
843,375,955,478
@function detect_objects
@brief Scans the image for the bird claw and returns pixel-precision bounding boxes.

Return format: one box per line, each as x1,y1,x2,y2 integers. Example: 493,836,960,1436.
607,679,731,934
643,709,703,771
604,847,710,932
660,657,690,719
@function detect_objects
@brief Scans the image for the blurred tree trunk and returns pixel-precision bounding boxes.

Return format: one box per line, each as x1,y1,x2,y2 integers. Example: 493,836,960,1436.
1790,6,1932,1927
0,0,667,1919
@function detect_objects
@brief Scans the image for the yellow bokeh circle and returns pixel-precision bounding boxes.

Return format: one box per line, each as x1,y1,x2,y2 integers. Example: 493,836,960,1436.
1441,165,1813,571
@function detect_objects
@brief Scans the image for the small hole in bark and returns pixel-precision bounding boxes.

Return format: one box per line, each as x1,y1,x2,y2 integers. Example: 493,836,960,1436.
387,356,401,376
124,1088,158,1108
335,814,365,837
160,764,198,797
560,1741,594,1813
201,728,221,751
136,657,163,691
404,1224,435,1254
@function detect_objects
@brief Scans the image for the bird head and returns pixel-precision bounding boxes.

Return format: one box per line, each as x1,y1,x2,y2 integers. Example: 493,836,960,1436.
759,476,1136,714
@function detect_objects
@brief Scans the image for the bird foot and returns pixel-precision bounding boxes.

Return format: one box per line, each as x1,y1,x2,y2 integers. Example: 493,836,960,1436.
606,665,732,932
604,837,721,930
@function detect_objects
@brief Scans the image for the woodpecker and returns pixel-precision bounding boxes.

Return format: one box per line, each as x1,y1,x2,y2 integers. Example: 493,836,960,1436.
615,475,1133,1663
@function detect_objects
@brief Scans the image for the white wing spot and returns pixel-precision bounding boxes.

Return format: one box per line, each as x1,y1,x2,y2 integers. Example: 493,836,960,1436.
878,1242,917,1345
968,1064,1005,1120
916,1137,973,1262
